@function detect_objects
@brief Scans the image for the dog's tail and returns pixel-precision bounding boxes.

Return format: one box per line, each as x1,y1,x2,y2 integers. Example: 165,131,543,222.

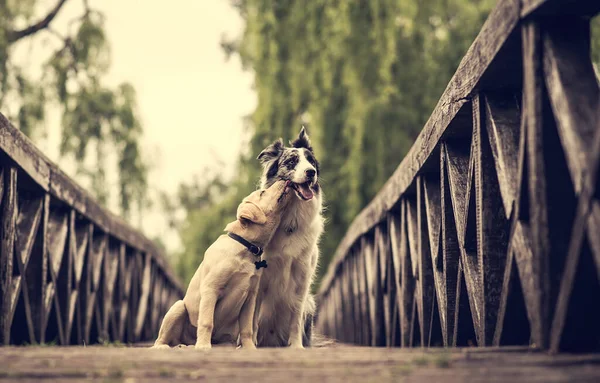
302,294,337,348
310,333,337,348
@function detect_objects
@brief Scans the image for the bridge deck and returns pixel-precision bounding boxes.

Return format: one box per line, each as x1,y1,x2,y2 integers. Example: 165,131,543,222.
0,345,599,382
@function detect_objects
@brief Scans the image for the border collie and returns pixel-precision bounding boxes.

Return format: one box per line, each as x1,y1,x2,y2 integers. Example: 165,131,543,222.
253,127,324,348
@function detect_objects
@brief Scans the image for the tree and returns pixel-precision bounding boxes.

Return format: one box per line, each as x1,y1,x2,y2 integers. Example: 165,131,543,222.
169,2,600,287
167,0,497,286
0,0,148,221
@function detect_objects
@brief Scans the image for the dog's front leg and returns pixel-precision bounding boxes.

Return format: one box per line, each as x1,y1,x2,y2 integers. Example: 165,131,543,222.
252,289,263,345
195,289,218,350
288,265,312,349
239,280,259,349
289,246,319,349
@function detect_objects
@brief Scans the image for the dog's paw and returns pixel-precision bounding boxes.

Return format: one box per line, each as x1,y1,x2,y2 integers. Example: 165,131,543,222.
151,344,170,350
289,343,305,350
194,343,212,350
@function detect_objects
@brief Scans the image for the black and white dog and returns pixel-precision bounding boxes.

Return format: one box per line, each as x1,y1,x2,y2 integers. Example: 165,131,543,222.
253,127,324,348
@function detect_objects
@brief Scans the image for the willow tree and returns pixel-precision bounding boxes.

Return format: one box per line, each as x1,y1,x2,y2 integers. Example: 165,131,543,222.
215,0,496,284
170,0,499,284
0,0,148,221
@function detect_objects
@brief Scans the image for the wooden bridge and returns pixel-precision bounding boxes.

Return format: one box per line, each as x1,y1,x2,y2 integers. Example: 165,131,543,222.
1,0,600,380
316,0,600,354
0,114,183,346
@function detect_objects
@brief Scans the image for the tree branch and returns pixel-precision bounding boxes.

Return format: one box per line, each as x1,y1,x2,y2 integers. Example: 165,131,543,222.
7,0,69,43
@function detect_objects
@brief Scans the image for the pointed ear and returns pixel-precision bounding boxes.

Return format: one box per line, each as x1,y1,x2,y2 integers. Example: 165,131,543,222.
236,202,267,226
290,126,313,151
257,138,284,164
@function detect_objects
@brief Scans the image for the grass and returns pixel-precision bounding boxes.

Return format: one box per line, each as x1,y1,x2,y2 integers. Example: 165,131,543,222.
433,352,451,368
158,368,176,378
412,355,430,366
23,340,57,347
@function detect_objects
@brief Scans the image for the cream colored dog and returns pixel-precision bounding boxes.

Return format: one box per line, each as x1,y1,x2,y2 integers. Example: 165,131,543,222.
152,180,292,350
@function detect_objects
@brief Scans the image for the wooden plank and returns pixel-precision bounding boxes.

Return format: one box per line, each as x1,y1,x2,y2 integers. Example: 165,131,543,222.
0,167,17,345
543,16,599,193
63,210,76,343
522,21,551,351
387,213,402,347
509,93,542,348
6,345,600,382
372,227,385,346
319,0,522,295
384,231,397,347
522,0,600,18
37,194,50,344
0,114,50,189
15,192,44,344
448,135,483,345
439,150,461,346
102,242,119,341
549,91,600,353
348,252,361,344
474,94,511,346
134,254,151,339
46,207,68,280
394,203,415,347
358,239,371,345
422,173,444,341
380,226,395,347
587,201,600,277
375,225,391,346
406,196,433,347
484,93,522,217
444,140,471,248
416,179,437,347
339,259,350,343
363,237,376,346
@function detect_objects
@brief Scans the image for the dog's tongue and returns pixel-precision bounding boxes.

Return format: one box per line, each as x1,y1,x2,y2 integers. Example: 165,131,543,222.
298,183,314,200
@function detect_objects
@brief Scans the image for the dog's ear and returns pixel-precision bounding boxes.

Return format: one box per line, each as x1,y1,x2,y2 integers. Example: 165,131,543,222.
290,126,313,151
237,202,267,226
257,138,284,164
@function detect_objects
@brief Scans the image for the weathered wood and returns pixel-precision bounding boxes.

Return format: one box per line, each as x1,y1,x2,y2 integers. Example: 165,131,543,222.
4,345,600,382
319,0,522,294
315,0,600,354
438,152,461,347
134,253,151,340
416,179,438,347
0,113,182,295
522,0,600,18
543,16,598,193
0,112,181,345
548,90,600,354
522,20,551,351
0,167,17,344
14,192,43,344
0,116,50,189
484,93,521,217
474,93,511,346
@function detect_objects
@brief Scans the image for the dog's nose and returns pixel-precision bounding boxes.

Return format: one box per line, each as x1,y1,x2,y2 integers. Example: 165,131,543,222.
305,169,316,179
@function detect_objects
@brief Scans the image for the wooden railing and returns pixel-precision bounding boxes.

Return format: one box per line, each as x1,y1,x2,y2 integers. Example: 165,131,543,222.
0,113,183,345
315,0,600,353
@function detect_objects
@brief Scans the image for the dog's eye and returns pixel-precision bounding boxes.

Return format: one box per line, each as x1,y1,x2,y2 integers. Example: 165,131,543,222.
260,190,265,197
284,157,298,168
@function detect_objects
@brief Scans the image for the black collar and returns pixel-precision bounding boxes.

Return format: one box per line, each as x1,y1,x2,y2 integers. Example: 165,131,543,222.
227,232,263,257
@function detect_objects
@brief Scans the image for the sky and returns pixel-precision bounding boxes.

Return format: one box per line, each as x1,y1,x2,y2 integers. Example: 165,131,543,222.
12,0,256,252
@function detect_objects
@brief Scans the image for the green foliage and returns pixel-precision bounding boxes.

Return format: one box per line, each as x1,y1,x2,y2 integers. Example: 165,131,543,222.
0,0,148,220
171,0,498,286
